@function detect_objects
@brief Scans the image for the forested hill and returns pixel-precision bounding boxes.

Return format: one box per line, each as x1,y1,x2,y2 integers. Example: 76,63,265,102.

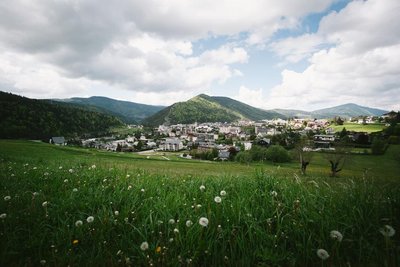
0,91,123,139
143,94,284,126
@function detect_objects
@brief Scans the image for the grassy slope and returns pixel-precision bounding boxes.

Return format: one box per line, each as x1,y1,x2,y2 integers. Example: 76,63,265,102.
330,122,387,133
0,140,399,266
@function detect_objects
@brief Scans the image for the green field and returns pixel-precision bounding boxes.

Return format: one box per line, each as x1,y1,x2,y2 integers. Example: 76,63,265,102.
330,122,386,133
1,140,399,266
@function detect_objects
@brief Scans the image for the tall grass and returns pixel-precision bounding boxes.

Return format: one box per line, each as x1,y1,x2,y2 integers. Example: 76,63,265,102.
1,159,399,266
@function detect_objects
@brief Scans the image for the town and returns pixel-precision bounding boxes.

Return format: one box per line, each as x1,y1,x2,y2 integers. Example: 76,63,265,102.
55,112,398,162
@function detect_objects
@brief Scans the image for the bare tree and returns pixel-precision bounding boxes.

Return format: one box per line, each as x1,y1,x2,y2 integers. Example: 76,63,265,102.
324,142,351,177
295,137,314,175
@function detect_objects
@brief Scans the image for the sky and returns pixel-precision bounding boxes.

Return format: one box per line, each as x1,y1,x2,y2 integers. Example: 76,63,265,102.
0,0,399,111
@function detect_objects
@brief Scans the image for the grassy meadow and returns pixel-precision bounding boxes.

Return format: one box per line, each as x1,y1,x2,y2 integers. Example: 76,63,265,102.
0,140,399,266
330,122,387,133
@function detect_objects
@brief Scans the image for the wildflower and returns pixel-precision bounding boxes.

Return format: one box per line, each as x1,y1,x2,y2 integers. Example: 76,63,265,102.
33,192,39,197
127,185,132,190
220,190,226,196
140,241,149,251
174,228,179,234
59,166,63,169
72,239,79,245
270,191,278,197
114,211,119,216
380,225,395,237
214,196,222,203
140,188,145,193
169,238,174,243
169,219,175,224
91,164,96,169
126,174,130,178
40,259,46,265
155,246,161,253
72,188,78,192
86,216,94,223
42,201,49,207
200,185,206,191
75,220,83,227
68,169,74,173
64,179,68,183
196,204,202,209
0,213,6,219
4,196,11,201
330,230,343,242
199,217,209,227
186,220,193,227
316,249,329,260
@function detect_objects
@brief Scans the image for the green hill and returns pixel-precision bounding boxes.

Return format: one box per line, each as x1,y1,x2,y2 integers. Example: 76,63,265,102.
310,103,387,118
54,96,165,124
143,94,284,125
0,91,123,139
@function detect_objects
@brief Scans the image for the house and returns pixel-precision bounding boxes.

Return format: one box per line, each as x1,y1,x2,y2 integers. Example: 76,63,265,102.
314,135,335,148
218,150,230,160
159,138,184,151
50,137,66,146
257,138,271,147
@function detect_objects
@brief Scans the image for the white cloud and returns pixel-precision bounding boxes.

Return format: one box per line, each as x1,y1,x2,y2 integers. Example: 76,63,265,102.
234,86,265,108
267,0,400,111
0,0,336,102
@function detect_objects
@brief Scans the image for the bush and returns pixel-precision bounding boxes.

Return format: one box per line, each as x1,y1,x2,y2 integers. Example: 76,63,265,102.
235,151,252,163
371,139,386,155
265,145,291,163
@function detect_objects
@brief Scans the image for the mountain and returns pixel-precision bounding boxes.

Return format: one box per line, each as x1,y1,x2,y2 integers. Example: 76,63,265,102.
0,91,123,139
270,103,387,119
310,103,387,118
54,96,165,124
143,94,284,125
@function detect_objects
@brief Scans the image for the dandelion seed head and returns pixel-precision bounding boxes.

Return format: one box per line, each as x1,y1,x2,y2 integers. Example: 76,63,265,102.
0,213,6,219
186,220,193,227
114,211,119,216
72,188,78,192
380,225,395,237
140,241,149,251
75,220,83,227
270,191,278,197
174,228,179,234
199,185,205,191
168,219,175,224
214,196,222,203
199,217,209,227
42,201,49,207
86,216,94,223
4,196,11,201
220,190,226,196
317,249,329,260
330,230,343,242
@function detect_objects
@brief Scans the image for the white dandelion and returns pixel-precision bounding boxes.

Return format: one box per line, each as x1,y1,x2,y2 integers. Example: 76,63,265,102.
63,179,68,183
114,211,119,216
330,230,343,242
196,204,202,209
140,188,145,193
199,217,209,227
42,201,49,207
199,185,205,191
168,219,175,224
75,220,83,227
220,190,226,196
86,216,94,223
317,249,329,260
40,259,46,265
270,191,278,197
140,241,149,251
0,213,6,219
380,225,395,237
68,169,74,173
186,220,193,227
174,228,179,234
214,196,222,203
72,188,78,192
91,164,96,169
4,196,11,201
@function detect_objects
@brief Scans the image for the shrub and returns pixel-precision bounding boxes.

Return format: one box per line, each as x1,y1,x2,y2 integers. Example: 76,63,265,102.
265,145,291,163
371,138,386,155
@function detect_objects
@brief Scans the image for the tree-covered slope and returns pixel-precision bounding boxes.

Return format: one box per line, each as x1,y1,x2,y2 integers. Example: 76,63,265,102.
311,103,388,118
143,94,283,125
0,91,123,139
55,96,164,123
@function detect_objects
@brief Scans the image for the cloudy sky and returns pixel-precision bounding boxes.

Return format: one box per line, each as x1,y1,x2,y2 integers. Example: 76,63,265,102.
0,0,399,111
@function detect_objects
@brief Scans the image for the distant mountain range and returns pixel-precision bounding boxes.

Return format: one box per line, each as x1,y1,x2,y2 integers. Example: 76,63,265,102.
53,96,165,124
142,94,285,126
1,91,390,136
272,103,388,119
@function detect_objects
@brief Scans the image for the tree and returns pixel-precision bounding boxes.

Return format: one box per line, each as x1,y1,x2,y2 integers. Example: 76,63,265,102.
295,137,313,175
371,138,386,155
265,145,291,163
324,142,351,177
